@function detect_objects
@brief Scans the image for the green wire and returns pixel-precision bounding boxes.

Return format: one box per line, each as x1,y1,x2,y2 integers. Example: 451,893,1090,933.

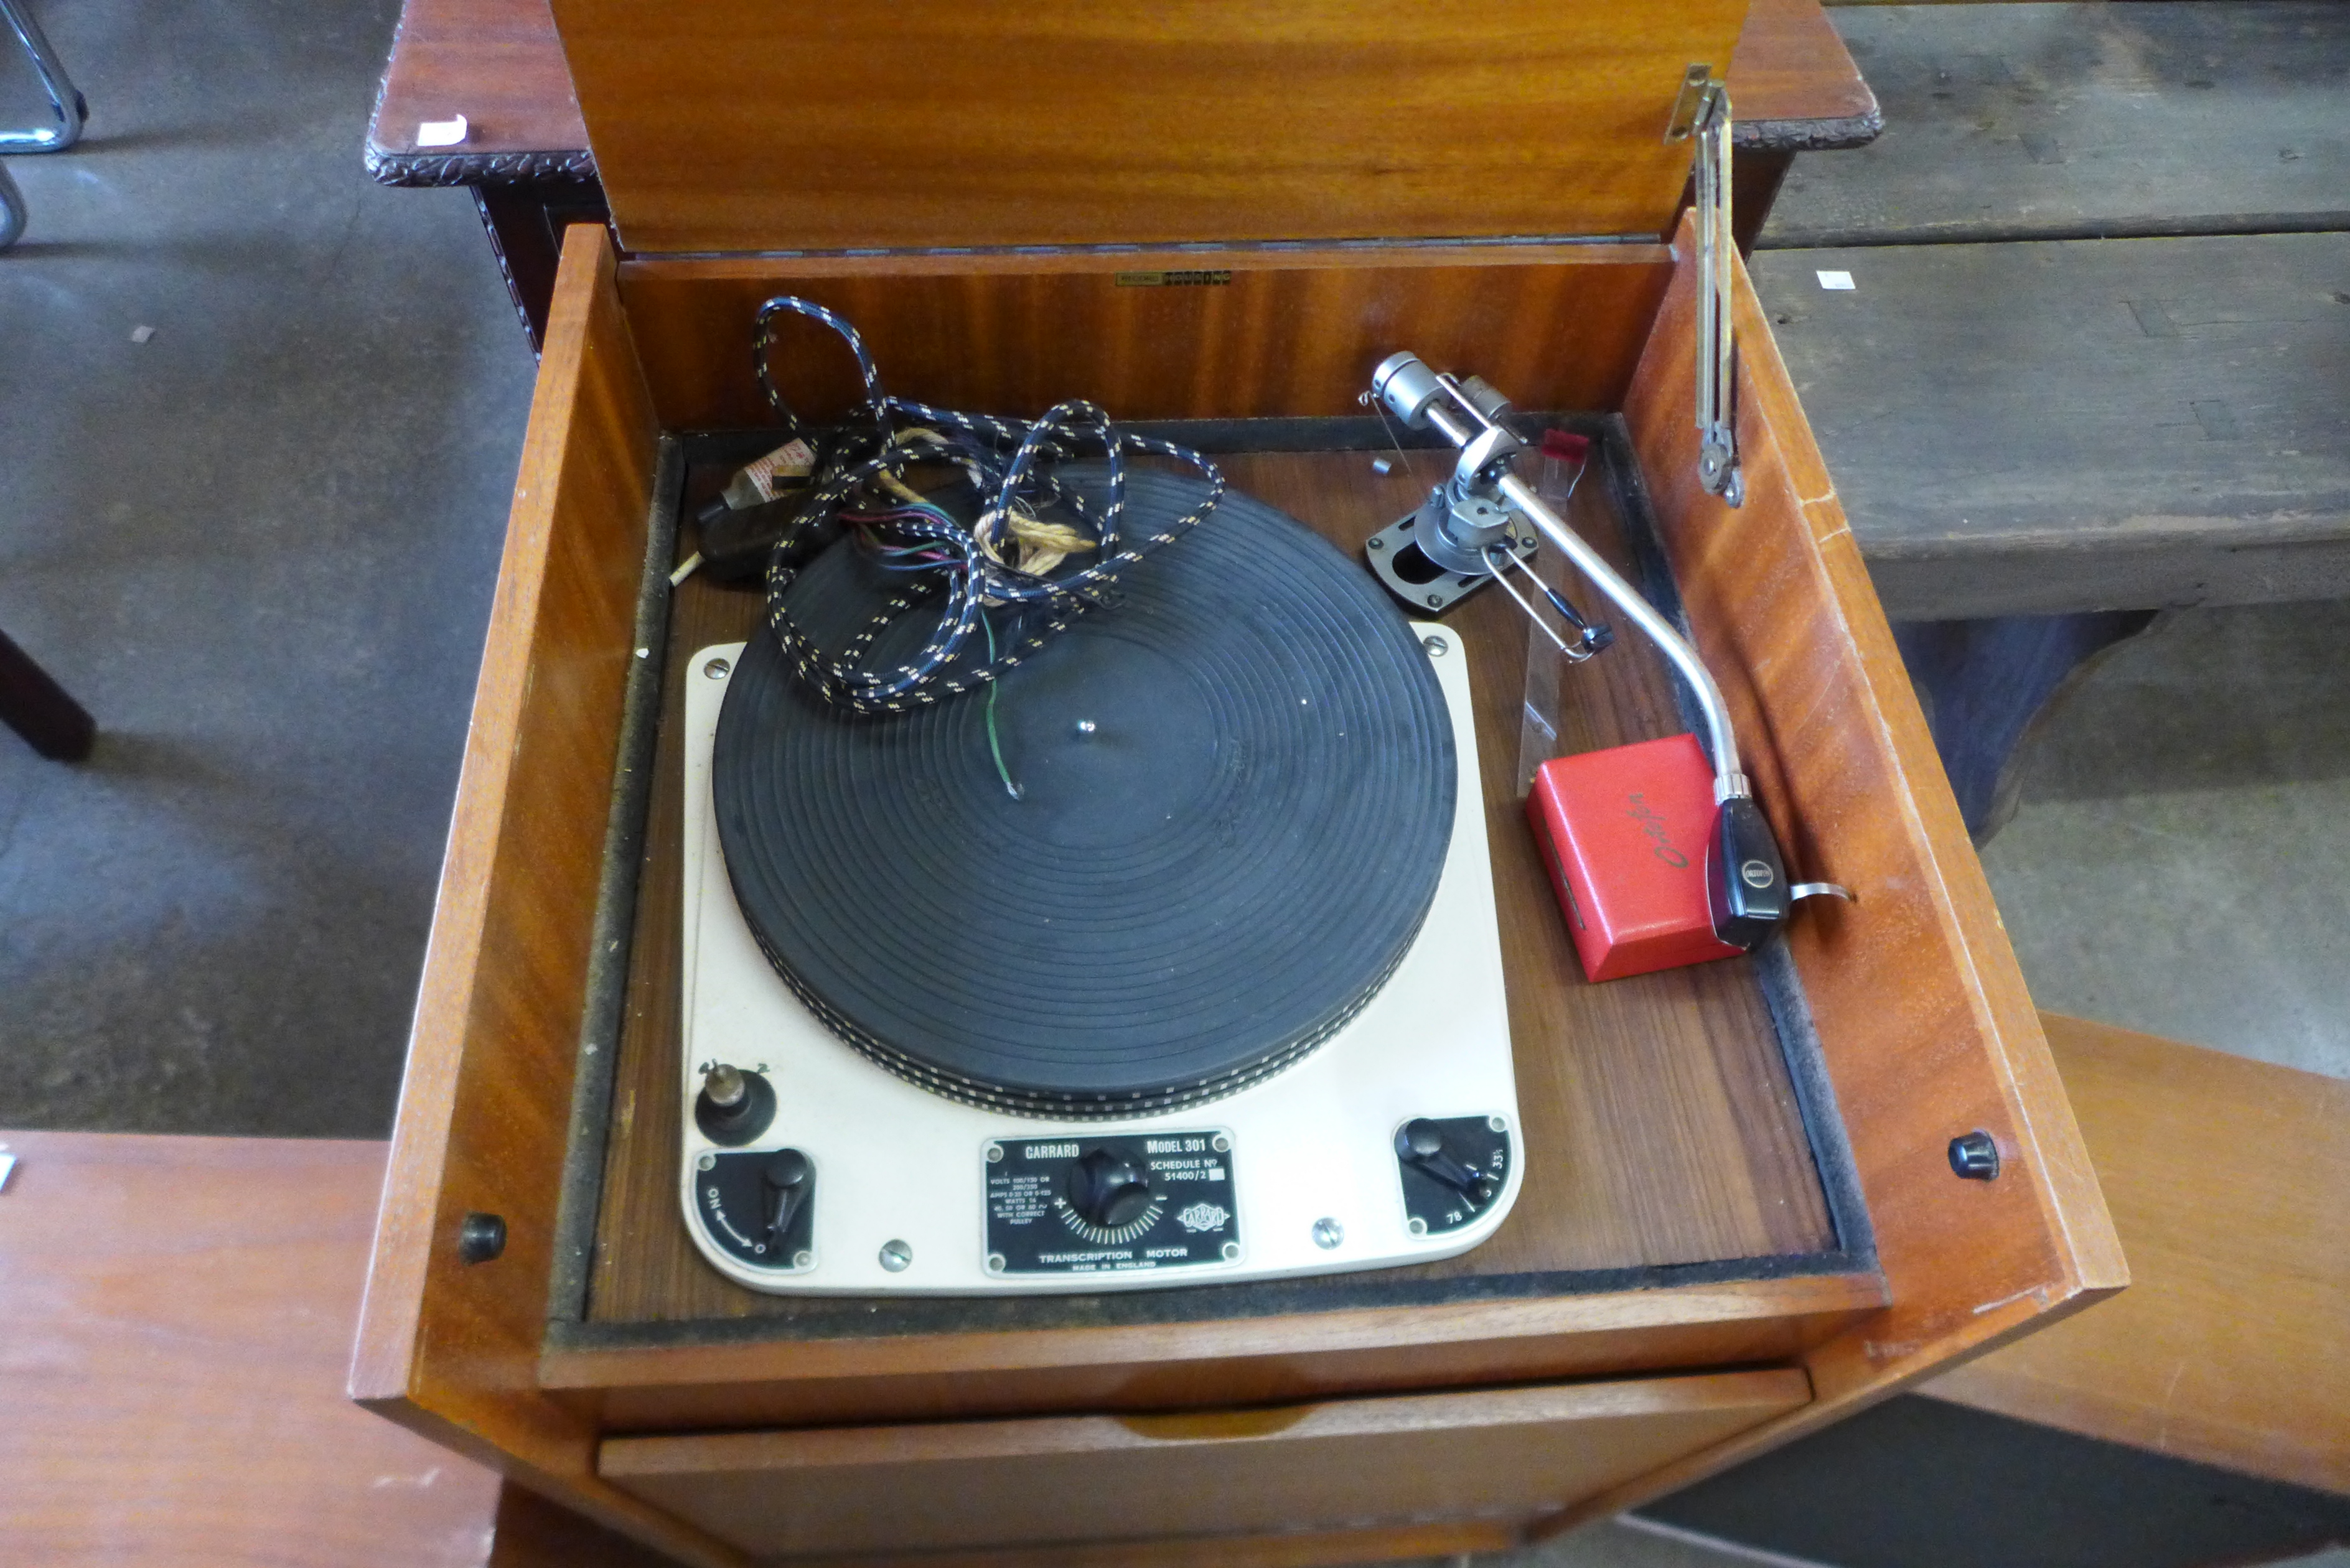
979,608,1022,800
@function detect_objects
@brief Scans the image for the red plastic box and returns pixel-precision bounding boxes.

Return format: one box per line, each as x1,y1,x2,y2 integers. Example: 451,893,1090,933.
1525,734,1744,982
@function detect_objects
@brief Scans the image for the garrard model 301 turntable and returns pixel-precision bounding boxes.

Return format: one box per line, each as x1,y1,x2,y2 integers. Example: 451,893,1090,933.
673,307,1519,1295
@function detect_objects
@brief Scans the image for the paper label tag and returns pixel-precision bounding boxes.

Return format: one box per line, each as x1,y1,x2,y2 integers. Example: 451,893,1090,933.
724,438,817,510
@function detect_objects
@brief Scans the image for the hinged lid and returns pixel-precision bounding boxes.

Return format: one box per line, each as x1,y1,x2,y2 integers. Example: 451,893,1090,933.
548,0,1749,256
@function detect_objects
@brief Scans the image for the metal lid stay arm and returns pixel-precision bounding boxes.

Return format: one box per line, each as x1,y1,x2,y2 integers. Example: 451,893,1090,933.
1666,65,1743,509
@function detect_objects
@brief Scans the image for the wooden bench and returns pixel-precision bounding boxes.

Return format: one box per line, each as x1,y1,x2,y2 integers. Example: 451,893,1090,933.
1746,1,2350,836
0,1133,502,1565
1924,1013,2349,1498
1630,1012,2350,1566
0,1131,676,1566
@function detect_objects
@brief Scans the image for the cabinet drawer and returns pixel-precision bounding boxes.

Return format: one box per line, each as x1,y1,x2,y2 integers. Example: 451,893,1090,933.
601,1369,1810,1559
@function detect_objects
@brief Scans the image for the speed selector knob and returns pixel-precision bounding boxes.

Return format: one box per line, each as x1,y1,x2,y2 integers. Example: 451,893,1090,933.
1067,1147,1153,1228
1397,1118,1496,1206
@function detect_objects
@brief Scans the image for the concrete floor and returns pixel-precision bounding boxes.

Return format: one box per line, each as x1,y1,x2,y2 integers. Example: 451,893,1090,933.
0,0,533,1136
1,4,2344,1567
1980,602,2350,1081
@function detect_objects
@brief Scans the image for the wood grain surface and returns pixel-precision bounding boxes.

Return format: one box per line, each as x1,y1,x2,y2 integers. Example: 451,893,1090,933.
0,1132,502,1567
1927,1013,2350,1497
1761,2,2350,247
756,1519,1521,1568
365,213,2123,1550
1527,213,2126,1538
490,1480,690,1567
549,0,1746,253
373,0,1879,172
369,0,588,162
599,1370,1810,1557
349,228,739,1568
369,0,1873,191
1729,0,1880,142
1751,234,2350,618
616,248,1674,431
578,444,1840,1337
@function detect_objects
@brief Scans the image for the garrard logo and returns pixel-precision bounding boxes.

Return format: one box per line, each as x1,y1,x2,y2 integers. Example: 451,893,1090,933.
1175,1202,1229,1233
1625,793,1688,869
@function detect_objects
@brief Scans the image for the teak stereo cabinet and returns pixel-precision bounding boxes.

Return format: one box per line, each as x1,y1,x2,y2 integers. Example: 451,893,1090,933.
353,6,2123,1564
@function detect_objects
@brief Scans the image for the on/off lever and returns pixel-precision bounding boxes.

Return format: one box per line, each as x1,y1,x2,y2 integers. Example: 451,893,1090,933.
761,1149,812,1244
1395,1119,1496,1206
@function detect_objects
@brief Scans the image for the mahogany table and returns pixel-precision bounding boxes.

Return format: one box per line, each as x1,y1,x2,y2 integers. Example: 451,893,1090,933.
365,0,1879,348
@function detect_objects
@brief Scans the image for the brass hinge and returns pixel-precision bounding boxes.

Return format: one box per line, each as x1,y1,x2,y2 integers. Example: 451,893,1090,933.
1664,63,1716,143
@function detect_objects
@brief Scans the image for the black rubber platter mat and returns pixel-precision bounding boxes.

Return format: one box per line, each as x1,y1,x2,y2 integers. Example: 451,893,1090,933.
713,466,1454,1118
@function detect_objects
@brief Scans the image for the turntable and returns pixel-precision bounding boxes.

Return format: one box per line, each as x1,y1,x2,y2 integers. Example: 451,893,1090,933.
362,4,2121,1547
675,467,1519,1294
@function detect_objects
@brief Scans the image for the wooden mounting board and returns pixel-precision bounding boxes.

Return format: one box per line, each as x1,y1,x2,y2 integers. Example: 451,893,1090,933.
576,440,1853,1350
547,0,1748,254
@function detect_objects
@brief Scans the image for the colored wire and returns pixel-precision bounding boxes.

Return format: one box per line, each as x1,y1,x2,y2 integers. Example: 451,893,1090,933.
978,609,1021,801
749,297,1225,716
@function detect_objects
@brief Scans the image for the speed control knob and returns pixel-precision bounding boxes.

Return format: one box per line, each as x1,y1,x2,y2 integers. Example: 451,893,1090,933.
1067,1147,1153,1228
1397,1118,1497,1206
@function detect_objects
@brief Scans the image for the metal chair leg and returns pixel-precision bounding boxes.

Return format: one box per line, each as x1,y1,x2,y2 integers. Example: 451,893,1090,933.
0,160,23,249
0,0,86,152
0,627,96,761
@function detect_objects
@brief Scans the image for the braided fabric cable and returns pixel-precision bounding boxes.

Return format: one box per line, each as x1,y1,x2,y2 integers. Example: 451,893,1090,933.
751,296,1225,714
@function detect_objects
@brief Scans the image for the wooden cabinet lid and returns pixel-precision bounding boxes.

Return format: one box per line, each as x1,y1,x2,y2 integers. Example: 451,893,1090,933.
548,0,1749,256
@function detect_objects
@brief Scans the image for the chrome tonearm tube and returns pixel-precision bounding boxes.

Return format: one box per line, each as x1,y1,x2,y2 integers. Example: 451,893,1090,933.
1367,351,1792,948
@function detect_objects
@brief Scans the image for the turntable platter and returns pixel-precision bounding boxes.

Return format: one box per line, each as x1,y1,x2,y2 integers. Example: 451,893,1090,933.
712,468,1456,1118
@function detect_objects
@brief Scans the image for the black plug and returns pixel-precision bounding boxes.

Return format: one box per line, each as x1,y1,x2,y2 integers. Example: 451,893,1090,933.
695,492,836,584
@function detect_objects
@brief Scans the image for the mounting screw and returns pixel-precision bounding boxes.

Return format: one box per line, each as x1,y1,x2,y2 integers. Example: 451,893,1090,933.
1311,1216,1344,1250
1425,593,1443,608
1220,1241,1240,1261
878,1239,913,1272
986,1252,1007,1273
985,1142,1004,1163
1211,1133,1231,1154
792,1249,814,1269
457,1212,507,1264
1407,1216,1428,1236
1422,634,1449,656
703,656,731,679
1949,1131,2001,1181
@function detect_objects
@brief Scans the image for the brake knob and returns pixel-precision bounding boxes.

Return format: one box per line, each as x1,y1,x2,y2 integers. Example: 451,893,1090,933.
1396,1119,1496,1206
761,1148,812,1243
694,1063,776,1147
